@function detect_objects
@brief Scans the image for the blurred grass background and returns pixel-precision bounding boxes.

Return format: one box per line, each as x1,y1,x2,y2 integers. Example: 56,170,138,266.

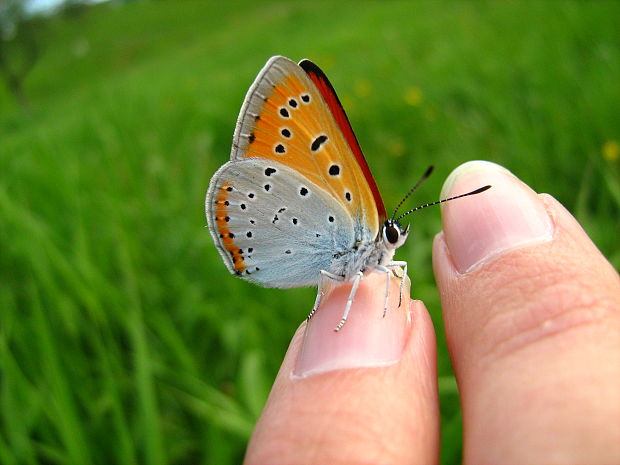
1,1,619,464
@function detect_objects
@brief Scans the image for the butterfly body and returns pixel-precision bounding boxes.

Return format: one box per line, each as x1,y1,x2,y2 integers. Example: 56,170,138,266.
329,235,396,281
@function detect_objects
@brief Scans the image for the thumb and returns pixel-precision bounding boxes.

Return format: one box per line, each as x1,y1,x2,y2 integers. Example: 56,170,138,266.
245,271,440,465
433,161,620,464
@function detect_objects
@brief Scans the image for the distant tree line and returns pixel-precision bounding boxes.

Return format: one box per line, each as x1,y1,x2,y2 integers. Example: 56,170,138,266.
0,0,107,107
0,0,44,106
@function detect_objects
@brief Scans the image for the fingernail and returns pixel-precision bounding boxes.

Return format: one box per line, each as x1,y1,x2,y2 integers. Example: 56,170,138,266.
293,271,412,379
440,161,553,273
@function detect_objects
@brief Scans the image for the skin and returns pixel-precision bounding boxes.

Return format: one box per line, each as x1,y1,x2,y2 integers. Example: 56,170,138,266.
243,162,620,465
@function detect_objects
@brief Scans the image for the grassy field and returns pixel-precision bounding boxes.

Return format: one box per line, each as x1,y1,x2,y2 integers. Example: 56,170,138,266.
1,1,619,464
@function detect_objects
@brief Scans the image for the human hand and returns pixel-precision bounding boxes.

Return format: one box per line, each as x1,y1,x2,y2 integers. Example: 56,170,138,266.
244,161,620,465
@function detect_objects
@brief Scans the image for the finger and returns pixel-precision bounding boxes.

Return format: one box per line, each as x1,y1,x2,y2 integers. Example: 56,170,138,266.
433,161,620,464
245,271,440,465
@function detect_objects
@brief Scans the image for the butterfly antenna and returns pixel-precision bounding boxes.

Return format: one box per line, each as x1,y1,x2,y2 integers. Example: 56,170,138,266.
396,185,491,221
391,165,434,221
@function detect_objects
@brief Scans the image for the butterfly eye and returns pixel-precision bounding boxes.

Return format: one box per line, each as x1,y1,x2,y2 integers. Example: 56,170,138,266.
384,224,400,245
382,221,410,250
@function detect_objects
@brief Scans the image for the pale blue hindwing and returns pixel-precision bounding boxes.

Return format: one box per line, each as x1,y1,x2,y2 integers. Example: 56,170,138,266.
206,158,356,288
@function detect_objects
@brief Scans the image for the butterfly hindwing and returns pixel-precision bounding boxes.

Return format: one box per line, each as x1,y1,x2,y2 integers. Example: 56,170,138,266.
206,158,355,288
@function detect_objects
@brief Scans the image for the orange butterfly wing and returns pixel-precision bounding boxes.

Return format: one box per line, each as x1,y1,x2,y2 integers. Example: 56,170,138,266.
231,56,384,237
299,59,387,222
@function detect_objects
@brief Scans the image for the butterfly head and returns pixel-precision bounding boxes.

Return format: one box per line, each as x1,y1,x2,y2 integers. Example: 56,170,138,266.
382,219,409,251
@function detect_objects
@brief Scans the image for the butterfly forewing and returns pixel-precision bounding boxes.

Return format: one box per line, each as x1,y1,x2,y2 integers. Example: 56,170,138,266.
299,59,387,223
231,56,381,237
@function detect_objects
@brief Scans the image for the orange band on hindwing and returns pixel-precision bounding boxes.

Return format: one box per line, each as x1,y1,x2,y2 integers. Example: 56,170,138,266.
214,182,246,274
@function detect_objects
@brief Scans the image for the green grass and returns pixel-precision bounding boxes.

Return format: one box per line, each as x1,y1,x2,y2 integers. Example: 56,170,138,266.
1,1,619,464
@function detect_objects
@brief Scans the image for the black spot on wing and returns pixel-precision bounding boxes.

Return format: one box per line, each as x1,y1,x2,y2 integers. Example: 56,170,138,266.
311,135,328,152
329,164,340,176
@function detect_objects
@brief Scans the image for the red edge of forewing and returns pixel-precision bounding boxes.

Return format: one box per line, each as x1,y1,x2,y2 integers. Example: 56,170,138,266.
298,59,387,222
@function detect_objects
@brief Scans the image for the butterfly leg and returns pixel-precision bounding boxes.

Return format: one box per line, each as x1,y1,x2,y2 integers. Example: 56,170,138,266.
375,265,392,318
387,261,408,308
334,271,364,332
308,270,345,321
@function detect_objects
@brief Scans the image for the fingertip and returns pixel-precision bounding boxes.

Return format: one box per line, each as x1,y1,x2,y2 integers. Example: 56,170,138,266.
440,161,553,274
294,270,412,378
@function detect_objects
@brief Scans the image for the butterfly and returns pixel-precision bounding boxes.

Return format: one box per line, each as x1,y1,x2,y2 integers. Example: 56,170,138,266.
205,56,489,330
